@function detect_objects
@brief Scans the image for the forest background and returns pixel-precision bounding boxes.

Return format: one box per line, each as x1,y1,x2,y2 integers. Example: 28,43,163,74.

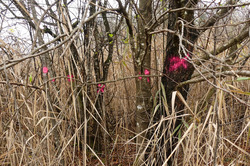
0,0,249,165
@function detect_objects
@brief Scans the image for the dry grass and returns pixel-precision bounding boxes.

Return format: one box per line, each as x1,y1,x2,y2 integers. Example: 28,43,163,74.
0,34,249,166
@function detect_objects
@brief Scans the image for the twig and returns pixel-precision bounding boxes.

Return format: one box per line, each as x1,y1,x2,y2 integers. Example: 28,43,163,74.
0,81,43,90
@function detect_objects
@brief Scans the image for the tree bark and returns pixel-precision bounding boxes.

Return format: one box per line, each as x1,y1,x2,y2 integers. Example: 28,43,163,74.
160,0,201,164
161,0,238,165
134,0,153,165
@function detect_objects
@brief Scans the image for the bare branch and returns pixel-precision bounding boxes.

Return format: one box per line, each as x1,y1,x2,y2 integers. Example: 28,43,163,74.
197,24,249,64
177,70,250,88
11,0,36,29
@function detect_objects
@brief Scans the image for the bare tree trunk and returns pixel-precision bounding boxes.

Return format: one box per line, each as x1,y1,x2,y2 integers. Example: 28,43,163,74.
161,0,238,165
134,0,153,165
160,0,199,164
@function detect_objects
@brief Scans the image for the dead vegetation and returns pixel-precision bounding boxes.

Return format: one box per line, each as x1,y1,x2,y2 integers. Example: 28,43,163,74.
0,33,249,165
0,0,250,166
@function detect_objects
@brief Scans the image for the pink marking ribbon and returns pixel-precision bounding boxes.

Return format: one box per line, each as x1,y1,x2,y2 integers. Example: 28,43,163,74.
138,69,150,83
67,75,74,82
138,72,142,80
97,84,105,93
43,67,48,74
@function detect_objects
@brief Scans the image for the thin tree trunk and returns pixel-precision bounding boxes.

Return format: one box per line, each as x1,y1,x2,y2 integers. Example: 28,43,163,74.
28,0,61,163
134,0,153,165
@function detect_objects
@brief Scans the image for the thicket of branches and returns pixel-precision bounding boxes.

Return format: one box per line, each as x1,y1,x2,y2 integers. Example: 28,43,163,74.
0,0,249,165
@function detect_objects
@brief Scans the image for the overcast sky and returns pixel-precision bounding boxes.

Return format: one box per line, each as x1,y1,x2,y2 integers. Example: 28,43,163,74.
0,0,249,54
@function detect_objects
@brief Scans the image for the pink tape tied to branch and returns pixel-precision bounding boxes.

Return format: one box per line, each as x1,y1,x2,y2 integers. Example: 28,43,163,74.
97,84,105,93
43,67,48,74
